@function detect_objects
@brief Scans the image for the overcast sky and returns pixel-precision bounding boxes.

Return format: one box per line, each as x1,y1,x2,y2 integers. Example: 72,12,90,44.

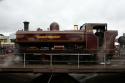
0,0,125,36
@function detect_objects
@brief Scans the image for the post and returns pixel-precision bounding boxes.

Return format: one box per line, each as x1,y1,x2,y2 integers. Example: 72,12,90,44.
50,54,53,68
78,53,80,69
24,53,26,68
104,53,106,65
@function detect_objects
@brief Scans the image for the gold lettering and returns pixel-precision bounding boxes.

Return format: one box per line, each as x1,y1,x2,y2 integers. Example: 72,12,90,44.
36,36,61,39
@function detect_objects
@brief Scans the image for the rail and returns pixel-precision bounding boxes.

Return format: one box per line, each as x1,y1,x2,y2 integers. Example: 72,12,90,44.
18,53,94,68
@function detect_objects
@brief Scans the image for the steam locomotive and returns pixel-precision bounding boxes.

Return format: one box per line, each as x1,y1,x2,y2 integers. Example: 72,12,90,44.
15,22,118,64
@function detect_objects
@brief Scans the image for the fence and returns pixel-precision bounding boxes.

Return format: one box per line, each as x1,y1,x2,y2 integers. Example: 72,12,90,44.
0,52,124,69
14,53,112,68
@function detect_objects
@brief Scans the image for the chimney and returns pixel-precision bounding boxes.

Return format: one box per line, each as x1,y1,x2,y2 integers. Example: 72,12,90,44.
23,21,29,31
